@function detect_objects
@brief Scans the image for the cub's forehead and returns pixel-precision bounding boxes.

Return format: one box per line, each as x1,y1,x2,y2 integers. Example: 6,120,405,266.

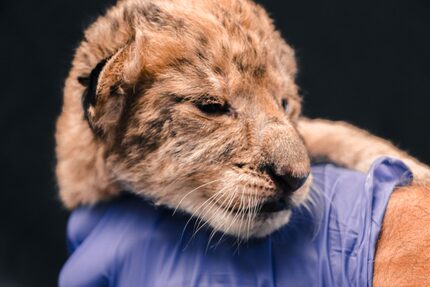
77,0,297,102
124,0,296,90
129,1,274,49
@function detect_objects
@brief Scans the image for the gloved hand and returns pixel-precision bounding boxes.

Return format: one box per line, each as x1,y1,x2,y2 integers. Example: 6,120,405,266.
59,157,411,287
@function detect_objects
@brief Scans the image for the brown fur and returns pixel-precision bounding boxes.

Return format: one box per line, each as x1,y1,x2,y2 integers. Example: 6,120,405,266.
56,0,429,239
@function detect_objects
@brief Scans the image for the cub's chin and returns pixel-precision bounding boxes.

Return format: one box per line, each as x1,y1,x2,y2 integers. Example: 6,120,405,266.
168,175,312,240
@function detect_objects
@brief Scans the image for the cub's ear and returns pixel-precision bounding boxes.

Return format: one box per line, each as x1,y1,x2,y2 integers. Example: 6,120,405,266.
79,58,109,125
78,45,133,143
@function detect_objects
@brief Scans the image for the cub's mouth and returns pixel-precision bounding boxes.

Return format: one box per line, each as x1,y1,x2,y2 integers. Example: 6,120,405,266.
259,198,289,213
220,197,290,215
180,165,311,240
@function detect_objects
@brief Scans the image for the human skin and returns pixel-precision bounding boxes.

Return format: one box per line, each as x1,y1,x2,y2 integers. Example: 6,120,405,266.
374,185,430,286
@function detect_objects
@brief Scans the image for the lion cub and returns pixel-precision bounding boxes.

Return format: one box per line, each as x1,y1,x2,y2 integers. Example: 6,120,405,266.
56,0,429,238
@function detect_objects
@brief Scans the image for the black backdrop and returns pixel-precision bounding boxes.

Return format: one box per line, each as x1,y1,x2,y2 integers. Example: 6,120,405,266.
1,0,429,286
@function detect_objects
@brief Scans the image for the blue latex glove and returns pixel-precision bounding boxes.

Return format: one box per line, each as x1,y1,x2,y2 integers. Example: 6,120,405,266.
59,157,412,287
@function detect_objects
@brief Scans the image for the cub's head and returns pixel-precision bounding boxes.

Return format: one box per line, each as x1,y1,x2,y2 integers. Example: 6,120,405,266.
56,0,311,238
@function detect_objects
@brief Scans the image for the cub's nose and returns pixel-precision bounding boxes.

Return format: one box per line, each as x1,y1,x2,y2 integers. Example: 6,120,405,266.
264,165,309,194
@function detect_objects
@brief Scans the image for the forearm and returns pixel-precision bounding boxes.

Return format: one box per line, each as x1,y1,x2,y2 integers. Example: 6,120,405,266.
373,185,430,286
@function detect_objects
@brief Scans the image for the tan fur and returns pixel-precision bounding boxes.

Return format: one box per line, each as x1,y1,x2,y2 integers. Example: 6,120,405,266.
373,185,430,286
56,0,429,239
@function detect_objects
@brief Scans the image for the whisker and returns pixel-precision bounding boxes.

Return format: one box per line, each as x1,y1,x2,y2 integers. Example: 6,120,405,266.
192,186,231,239
192,189,223,232
212,185,240,248
207,185,241,249
235,191,246,248
173,179,223,215
246,193,252,240
180,189,224,243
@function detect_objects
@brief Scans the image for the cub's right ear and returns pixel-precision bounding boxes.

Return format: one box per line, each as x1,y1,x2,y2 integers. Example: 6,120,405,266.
78,58,110,126
77,45,133,143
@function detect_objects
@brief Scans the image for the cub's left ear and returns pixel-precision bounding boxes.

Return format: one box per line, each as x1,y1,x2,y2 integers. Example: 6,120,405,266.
78,45,133,142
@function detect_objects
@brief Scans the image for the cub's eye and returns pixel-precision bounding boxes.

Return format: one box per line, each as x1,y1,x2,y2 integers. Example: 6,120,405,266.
195,102,230,115
281,98,289,113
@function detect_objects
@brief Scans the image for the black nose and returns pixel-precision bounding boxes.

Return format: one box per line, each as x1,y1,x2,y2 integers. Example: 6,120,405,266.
264,165,309,194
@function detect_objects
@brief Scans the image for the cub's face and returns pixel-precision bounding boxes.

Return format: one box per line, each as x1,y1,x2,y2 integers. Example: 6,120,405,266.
73,0,311,238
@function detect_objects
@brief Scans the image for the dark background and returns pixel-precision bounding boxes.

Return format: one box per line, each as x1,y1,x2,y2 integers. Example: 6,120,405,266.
1,0,429,286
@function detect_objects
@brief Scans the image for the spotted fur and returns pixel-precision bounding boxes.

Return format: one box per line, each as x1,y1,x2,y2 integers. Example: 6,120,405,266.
56,0,429,239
